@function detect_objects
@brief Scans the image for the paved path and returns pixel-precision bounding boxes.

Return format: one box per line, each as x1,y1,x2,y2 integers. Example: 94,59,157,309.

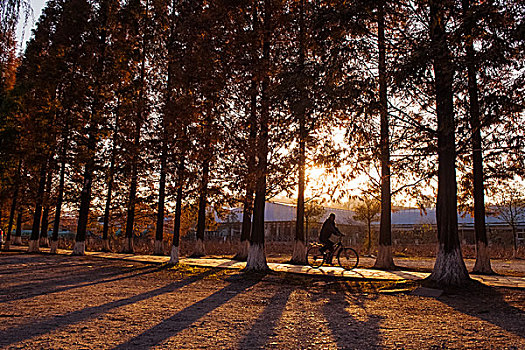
5,246,525,289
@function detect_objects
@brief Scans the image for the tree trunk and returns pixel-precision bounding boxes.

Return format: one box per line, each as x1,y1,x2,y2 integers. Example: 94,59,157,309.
101,166,114,253
428,0,470,286
29,163,48,252
122,0,148,254
5,159,21,250
192,159,209,258
122,92,142,254
235,75,258,261
13,211,22,245
102,105,119,252
5,194,17,250
291,0,307,265
74,132,96,256
512,226,517,259
73,0,111,255
235,188,253,261
154,138,167,255
236,3,259,261
462,0,493,275
156,6,177,255
154,144,167,255
123,150,138,254
246,0,271,272
367,219,372,255
169,158,185,265
39,207,50,248
374,1,395,270
39,169,53,247
154,117,168,255
51,136,68,254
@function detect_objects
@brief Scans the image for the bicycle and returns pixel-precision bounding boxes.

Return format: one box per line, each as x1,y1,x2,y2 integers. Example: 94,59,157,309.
307,236,359,270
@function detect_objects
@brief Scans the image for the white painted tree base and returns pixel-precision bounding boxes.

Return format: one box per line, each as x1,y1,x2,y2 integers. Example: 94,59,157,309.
191,239,206,257
27,240,40,253
373,245,396,270
50,240,59,254
72,241,85,256
473,242,494,274
233,240,249,261
290,240,307,265
13,236,22,245
122,238,134,253
102,239,111,252
153,240,164,255
169,245,179,265
429,245,470,286
245,243,269,271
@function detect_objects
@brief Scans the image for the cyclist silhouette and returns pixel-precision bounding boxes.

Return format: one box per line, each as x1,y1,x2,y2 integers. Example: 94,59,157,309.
319,213,343,263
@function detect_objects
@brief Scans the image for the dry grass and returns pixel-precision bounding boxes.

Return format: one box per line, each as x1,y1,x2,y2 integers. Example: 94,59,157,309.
10,236,525,260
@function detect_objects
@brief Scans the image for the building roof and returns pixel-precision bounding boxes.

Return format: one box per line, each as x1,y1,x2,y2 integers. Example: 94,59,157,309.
218,202,356,224
218,202,523,226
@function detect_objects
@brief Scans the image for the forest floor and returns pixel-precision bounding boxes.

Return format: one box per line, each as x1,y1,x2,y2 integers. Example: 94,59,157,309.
0,253,524,349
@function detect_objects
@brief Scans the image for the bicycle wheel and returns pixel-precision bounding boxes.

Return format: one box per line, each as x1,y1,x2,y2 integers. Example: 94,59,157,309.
307,245,325,268
337,247,359,270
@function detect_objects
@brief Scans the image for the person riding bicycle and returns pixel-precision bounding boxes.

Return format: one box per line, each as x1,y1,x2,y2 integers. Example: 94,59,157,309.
319,213,343,263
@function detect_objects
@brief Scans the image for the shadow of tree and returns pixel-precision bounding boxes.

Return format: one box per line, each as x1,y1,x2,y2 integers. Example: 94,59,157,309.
439,283,525,340
236,286,295,349
0,256,98,275
0,263,159,304
111,272,267,349
0,270,215,348
311,282,383,349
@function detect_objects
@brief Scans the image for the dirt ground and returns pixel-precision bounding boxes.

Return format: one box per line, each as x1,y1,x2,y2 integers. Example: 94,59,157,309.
330,256,525,277
0,253,524,350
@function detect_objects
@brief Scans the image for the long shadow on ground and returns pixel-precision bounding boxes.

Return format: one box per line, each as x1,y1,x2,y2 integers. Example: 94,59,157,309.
0,269,215,348
0,265,162,304
314,282,382,349
439,283,525,340
237,285,295,349
0,257,159,304
0,256,95,275
111,272,267,349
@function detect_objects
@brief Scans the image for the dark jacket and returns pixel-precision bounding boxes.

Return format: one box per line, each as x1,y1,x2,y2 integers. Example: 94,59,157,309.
319,218,341,242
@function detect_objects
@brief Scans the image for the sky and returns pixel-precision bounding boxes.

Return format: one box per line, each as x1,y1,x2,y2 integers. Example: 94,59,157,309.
15,0,47,50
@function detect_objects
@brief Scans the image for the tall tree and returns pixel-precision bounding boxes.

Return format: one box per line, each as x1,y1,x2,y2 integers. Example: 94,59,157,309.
231,1,259,262
28,154,50,252
51,133,68,253
169,156,185,264
234,79,258,261
72,0,108,255
374,0,395,269
461,0,493,274
246,0,272,272
121,0,151,254
39,167,53,247
13,210,23,245
101,100,120,252
192,153,210,257
4,158,21,250
427,0,470,286
291,0,308,265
